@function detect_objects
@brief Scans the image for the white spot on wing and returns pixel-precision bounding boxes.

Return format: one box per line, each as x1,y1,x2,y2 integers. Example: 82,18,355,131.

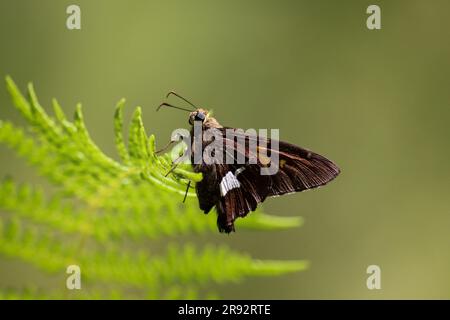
220,172,241,197
235,167,246,176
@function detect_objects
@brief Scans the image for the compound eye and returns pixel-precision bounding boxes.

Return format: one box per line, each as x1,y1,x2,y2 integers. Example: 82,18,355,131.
195,112,206,122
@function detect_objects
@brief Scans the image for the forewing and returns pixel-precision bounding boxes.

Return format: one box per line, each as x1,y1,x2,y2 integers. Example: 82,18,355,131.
219,128,340,196
198,127,340,233
265,141,340,196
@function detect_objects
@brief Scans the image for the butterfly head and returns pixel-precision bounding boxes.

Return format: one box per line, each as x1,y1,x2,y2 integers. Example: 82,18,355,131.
156,93,221,128
188,108,221,128
188,108,208,125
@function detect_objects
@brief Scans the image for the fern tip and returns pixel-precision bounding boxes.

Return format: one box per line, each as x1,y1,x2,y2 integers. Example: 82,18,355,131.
250,259,310,276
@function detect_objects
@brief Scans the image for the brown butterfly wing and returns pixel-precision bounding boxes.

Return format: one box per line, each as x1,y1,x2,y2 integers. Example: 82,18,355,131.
195,127,340,233
265,141,340,196
219,128,340,196
194,162,270,233
215,164,270,232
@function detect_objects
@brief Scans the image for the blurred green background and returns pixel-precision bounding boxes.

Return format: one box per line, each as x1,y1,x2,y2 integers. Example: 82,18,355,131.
1,0,450,299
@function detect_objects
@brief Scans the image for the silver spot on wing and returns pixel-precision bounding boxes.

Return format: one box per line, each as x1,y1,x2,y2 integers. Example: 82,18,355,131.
220,171,241,197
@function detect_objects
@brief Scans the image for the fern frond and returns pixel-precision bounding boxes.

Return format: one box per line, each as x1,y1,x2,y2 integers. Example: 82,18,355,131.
0,76,307,299
0,219,306,288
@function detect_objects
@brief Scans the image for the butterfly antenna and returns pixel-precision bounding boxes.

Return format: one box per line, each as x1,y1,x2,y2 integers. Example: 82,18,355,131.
166,91,197,110
157,102,193,112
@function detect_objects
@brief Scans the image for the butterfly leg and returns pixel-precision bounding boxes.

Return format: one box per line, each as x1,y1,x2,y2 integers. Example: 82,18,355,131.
155,140,176,154
182,180,191,203
164,147,189,177
164,161,180,177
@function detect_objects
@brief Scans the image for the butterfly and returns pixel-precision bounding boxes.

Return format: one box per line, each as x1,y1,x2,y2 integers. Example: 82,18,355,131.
157,92,340,233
